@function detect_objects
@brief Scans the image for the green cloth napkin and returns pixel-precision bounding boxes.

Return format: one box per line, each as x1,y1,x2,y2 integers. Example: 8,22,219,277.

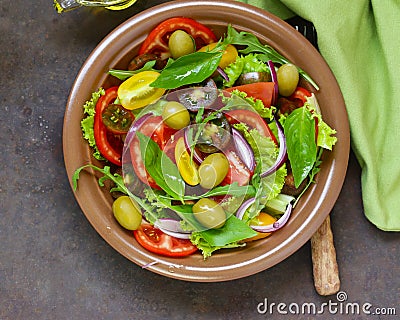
238,0,400,231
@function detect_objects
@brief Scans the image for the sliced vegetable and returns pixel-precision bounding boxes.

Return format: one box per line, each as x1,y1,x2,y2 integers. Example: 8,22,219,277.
251,203,293,233
289,86,312,105
139,17,217,60
136,131,185,202
225,109,276,144
175,137,200,186
94,86,123,166
102,104,134,134
154,218,191,239
267,60,279,106
195,112,231,154
231,128,255,172
224,82,275,109
128,115,176,189
177,79,218,111
236,72,271,85
245,212,277,241
134,224,198,257
198,43,238,69
260,115,287,177
118,71,166,110
220,149,252,186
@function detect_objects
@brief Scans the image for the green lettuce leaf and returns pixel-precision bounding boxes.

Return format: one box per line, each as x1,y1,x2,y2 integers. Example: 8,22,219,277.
304,95,337,150
224,53,269,87
81,88,105,161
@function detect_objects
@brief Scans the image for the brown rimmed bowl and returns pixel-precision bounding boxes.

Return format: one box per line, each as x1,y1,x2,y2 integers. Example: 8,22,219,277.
63,0,350,282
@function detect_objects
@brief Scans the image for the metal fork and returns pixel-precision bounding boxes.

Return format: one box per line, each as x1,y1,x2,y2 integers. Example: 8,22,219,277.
285,16,341,296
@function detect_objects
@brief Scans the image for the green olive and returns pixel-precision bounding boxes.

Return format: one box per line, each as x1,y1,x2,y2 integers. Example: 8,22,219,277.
198,153,229,189
112,196,142,230
162,101,190,130
193,198,226,229
277,63,299,96
168,30,196,59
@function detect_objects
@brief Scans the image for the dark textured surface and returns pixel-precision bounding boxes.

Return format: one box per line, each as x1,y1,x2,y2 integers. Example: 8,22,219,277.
1,1,399,319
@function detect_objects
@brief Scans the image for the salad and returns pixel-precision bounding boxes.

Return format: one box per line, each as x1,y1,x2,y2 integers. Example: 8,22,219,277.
73,17,337,259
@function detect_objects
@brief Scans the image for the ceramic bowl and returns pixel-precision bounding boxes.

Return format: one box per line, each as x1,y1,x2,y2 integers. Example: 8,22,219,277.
63,0,349,282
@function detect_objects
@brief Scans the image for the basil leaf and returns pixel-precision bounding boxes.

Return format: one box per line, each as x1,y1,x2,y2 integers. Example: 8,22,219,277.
197,215,257,247
136,131,185,201
284,107,317,188
150,51,223,89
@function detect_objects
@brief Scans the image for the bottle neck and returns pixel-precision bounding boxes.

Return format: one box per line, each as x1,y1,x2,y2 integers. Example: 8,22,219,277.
54,0,82,13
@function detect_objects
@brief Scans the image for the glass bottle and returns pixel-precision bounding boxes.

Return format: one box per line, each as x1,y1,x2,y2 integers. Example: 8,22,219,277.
54,0,138,13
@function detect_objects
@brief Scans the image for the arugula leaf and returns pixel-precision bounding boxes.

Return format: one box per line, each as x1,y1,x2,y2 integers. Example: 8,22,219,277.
80,88,106,161
109,61,157,80
225,25,319,90
150,51,223,89
159,182,256,201
136,131,185,202
72,164,160,222
284,107,317,188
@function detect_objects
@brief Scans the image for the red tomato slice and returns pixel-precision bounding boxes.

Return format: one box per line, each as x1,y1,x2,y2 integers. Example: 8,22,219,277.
221,150,252,186
129,115,177,189
288,86,312,104
224,109,277,144
224,82,275,108
138,17,218,59
134,224,198,257
94,86,123,166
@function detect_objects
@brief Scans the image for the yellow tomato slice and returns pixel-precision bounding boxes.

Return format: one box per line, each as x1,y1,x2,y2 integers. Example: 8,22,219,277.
245,212,277,242
174,137,200,186
118,71,166,110
198,43,238,69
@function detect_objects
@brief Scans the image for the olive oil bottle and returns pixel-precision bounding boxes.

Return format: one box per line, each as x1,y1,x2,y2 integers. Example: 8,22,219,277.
54,0,138,13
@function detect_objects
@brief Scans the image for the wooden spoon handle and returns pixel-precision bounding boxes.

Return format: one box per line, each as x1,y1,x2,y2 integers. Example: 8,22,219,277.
311,215,341,296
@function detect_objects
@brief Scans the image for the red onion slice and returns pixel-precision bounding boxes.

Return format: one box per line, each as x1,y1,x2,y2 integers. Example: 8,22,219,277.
235,197,255,220
154,218,191,240
250,202,293,233
231,128,255,172
217,67,230,82
260,115,287,177
267,60,278,106
235,196,293,233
